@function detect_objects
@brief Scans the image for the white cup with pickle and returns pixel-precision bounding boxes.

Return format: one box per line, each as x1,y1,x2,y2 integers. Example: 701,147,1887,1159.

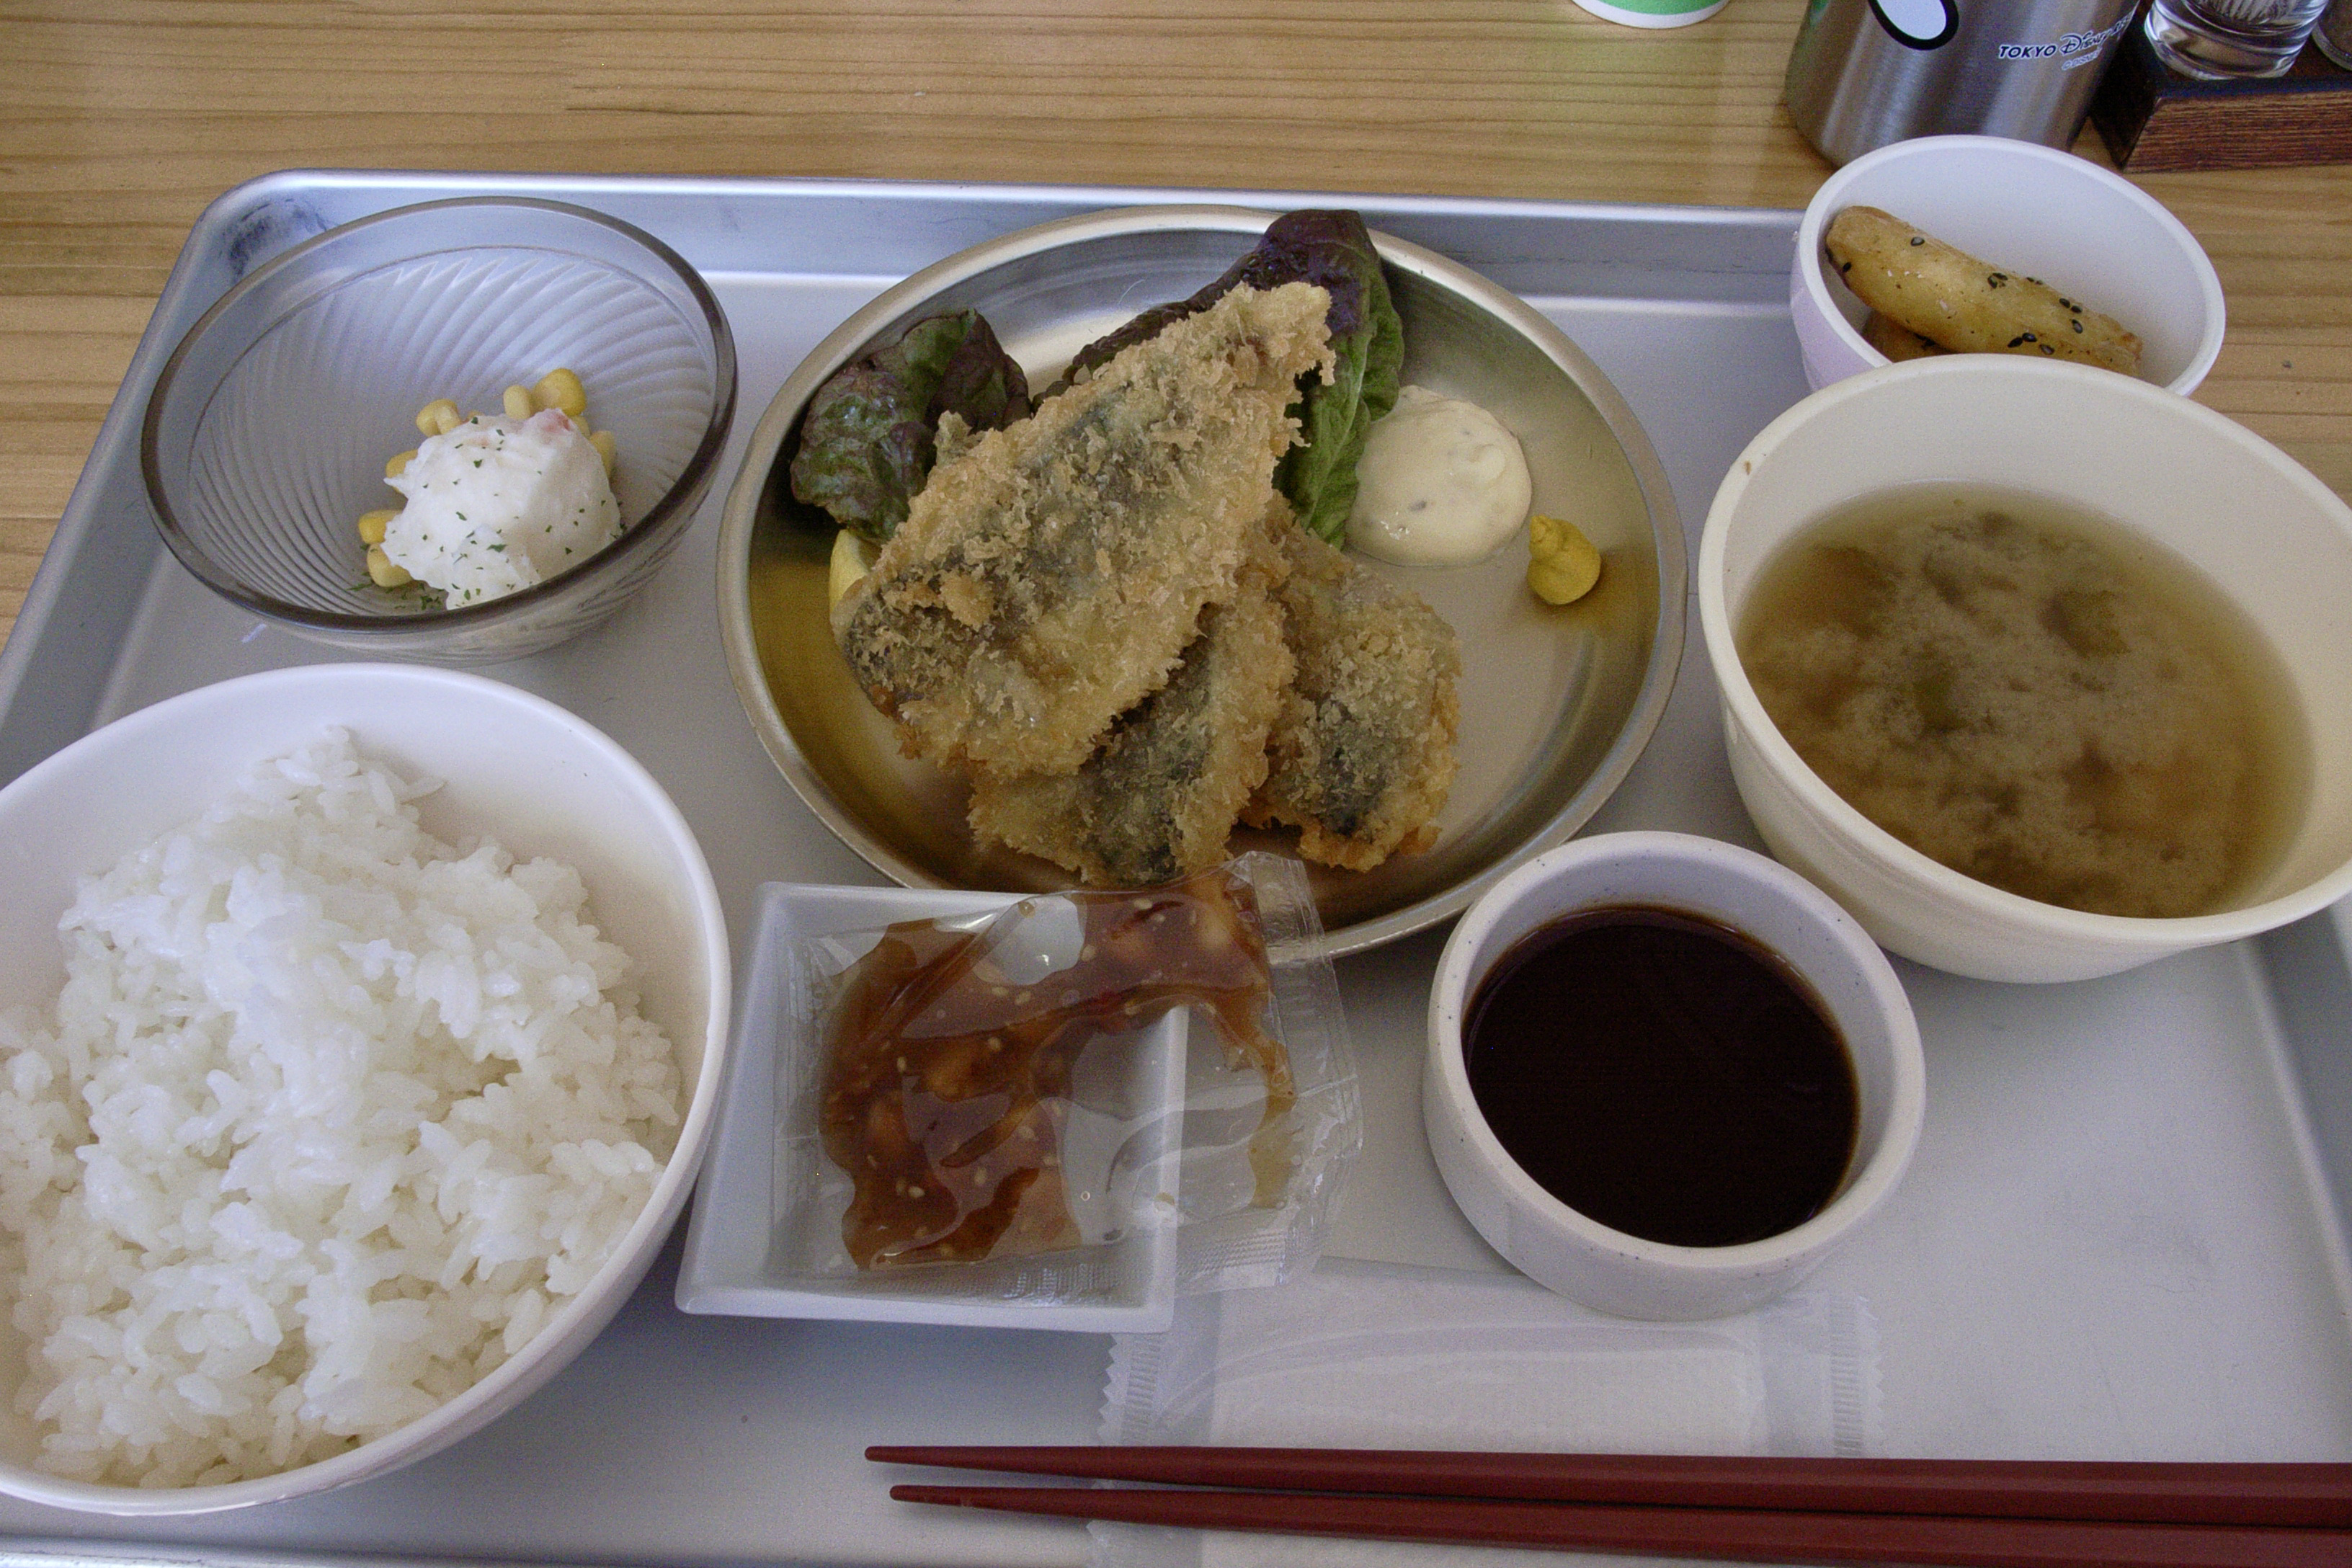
1789,135,2226,398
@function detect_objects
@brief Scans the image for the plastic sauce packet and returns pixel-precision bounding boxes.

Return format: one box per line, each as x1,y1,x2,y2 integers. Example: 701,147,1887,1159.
776,853,1359,1312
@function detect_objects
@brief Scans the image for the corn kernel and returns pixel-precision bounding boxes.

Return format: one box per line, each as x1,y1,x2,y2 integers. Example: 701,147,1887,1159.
357,508,398,545
533,368,587,417
365,545,412,589
502,384,534,419
589,429,618,476
386,448,416,478
416,398,460,437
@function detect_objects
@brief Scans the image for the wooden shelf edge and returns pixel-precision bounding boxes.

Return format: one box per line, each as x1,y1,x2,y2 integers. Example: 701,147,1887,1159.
2093,25,2352,172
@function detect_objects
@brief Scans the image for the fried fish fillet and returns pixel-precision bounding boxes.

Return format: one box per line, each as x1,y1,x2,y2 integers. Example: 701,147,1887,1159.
967,527,1293,886
831,282,1336,775
1246,526,1461,870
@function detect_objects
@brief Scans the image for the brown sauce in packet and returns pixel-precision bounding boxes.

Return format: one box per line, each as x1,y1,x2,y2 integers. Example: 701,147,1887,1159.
819,868,1294,1270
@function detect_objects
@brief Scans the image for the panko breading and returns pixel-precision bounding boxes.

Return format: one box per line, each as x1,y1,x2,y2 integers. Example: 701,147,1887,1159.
967,530,1293,886
1247,526,1461,870
832,282,1336,775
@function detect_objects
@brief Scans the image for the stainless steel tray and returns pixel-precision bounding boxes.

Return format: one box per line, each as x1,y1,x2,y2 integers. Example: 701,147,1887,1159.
4,172,2351,1568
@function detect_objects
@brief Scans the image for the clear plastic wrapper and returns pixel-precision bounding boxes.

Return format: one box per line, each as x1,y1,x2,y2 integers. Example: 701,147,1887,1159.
1095,1260,1882,1568
772,853,1358,1313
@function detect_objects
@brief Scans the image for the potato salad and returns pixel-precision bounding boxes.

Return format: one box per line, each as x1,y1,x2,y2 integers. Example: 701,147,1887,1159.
381,406,621,605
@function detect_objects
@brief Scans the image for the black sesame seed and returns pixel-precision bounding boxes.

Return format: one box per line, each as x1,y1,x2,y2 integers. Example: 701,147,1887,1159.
2072,320,2084,332
2008,334,2026,347
1909,236,1925,246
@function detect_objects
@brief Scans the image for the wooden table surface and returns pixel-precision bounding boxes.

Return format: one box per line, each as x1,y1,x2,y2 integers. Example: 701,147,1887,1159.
4,0,2347,650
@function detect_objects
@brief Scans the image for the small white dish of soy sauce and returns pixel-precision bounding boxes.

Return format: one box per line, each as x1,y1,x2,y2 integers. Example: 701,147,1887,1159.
1422,831,1925,1322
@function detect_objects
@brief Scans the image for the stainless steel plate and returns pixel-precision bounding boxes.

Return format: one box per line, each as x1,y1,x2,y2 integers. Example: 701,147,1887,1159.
715,204,1685,955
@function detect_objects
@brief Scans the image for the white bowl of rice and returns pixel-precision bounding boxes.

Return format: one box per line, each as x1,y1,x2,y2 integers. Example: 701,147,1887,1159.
0,664,729,1513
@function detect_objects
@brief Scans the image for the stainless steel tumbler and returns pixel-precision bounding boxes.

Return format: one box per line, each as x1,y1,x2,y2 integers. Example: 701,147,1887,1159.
1785,0,2141,167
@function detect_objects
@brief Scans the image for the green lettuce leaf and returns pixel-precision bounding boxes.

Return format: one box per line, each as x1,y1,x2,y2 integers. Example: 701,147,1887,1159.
1060,210,1404,544
788,309,1031,543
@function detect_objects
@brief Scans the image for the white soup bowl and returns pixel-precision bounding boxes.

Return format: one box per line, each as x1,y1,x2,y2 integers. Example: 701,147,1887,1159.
1699,356,2352,983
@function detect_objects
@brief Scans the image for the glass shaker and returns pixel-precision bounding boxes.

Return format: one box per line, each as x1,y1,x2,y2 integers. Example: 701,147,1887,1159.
2143,0,2331,77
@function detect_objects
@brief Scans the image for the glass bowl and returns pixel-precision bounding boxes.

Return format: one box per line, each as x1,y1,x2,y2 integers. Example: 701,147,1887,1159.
142,197,736,664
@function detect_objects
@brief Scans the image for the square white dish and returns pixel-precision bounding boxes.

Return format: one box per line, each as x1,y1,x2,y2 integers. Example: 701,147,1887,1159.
677,881,1188,1331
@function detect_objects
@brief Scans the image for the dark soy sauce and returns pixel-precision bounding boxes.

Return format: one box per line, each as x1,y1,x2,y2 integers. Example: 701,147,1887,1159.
1464,906,1858,1248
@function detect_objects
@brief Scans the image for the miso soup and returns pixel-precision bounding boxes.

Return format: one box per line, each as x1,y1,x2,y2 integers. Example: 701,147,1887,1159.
1737,484,2307,919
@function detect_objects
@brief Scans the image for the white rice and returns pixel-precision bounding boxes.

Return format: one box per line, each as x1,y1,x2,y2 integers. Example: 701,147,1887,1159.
0,730,681,1487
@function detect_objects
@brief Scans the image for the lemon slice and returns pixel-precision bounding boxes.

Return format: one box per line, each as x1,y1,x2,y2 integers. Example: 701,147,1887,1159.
828,530,879,609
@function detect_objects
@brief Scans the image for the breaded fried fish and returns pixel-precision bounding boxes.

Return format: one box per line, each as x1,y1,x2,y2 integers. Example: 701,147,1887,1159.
1247,526,1461,870
832,282,1336,775
967,528,1292,886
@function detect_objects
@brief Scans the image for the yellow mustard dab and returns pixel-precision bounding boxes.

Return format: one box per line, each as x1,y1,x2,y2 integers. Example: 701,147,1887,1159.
1527,513,1601,605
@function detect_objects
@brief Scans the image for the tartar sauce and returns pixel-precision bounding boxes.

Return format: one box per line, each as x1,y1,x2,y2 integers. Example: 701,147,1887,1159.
1344,385,1531,566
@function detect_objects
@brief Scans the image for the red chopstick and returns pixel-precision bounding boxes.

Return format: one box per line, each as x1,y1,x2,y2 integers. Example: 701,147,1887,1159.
883,1481,2352,1567
865,1446,2352,1528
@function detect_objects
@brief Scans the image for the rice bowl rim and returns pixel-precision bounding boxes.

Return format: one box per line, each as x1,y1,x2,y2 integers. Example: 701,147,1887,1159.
0,664,731,1515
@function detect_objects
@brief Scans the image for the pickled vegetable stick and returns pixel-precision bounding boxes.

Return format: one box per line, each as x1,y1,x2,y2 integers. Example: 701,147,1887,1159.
1824,205,2142,376
1861,309,1950,363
